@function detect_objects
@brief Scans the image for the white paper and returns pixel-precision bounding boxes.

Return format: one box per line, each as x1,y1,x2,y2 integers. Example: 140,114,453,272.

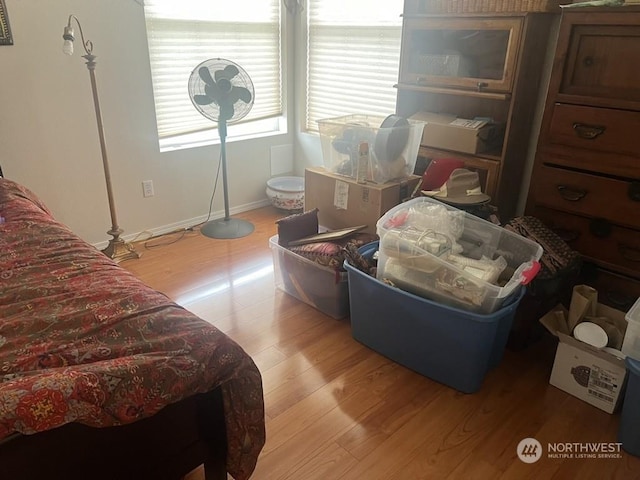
334,180,349,210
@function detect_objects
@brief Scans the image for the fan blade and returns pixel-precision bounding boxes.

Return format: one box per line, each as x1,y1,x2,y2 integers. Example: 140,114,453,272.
219,102,235,122
215,64,240,82
198,66,215,86
234,86,252,104
193,94,214,105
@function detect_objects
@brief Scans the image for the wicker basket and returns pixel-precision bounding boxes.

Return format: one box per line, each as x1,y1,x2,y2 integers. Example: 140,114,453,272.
409,0,561,13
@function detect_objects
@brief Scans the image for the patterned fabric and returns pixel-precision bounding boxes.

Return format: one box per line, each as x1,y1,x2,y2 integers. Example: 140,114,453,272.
503,216,581,280
287,233,379,272
0,179,265,480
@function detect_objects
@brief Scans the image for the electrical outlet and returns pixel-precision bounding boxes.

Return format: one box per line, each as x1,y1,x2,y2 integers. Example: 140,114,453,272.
142,180,154,197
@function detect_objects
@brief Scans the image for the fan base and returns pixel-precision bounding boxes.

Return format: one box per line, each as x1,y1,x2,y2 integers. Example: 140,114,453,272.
201,218,255,239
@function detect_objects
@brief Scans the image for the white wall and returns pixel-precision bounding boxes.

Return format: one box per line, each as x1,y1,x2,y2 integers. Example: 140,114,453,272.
0,0,295,245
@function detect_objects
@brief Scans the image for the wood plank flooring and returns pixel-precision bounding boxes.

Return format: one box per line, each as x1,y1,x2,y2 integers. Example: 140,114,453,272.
123,206,640,480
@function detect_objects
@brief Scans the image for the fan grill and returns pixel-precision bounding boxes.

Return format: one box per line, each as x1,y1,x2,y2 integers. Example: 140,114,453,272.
188,58,255,124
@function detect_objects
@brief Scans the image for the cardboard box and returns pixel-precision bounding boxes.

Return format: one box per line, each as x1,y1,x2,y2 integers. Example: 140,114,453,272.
409,111,503,154
304,166,420,235
540,287,629,414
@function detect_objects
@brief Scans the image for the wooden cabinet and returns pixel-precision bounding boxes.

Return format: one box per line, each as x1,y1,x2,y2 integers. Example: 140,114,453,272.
526,7,640,310
396,3,554,219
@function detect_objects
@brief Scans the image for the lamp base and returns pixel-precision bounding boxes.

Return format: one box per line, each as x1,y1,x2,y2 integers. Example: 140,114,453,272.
102,238,141,263
201,218,254,239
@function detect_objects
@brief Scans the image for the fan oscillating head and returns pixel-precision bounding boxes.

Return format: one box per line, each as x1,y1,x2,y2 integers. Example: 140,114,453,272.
188,58,255,124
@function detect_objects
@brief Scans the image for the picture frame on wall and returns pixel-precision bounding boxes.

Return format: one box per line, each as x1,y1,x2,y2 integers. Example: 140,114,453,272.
1,0,13,46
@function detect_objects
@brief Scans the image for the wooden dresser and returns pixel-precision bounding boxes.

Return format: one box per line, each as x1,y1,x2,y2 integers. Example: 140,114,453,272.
526,7,640,310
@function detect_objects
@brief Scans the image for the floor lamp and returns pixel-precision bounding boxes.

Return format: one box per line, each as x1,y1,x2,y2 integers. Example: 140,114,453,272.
62,15,140,263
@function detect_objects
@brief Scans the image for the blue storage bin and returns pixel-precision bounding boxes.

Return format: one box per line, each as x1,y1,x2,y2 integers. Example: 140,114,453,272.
619,357,640,457
344,242,525,393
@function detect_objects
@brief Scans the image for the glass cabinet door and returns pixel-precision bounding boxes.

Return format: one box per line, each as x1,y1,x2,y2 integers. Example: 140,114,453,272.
399,17,523,93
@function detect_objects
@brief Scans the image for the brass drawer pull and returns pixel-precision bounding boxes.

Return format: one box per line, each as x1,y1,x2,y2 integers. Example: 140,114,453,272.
572,122,606,140
557,185,587,202
619,244,640,262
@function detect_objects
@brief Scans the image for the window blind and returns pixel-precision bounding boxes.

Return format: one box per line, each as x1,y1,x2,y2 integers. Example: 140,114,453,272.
144,0,282,140
306,0,403,132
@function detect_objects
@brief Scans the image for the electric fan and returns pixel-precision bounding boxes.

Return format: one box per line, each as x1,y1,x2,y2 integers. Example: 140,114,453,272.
188,58,255,239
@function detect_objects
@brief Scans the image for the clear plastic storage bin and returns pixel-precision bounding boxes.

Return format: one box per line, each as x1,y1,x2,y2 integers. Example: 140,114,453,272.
269,235,349,319
376,197,542,313
318,114,424,184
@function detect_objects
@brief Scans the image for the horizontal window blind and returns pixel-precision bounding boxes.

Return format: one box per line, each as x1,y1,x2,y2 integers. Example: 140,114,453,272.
306,1,403,132
144,0,282,139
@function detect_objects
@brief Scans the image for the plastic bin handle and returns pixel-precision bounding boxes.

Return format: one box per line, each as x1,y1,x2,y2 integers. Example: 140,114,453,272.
521,261,541,286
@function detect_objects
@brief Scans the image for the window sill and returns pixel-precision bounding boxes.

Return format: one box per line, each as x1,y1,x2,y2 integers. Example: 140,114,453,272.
159,117,287,153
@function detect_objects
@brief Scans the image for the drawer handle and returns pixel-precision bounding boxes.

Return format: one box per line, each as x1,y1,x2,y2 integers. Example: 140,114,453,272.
557,185,587,202
572,123,606,140
477,82,488,92
619,244,640,263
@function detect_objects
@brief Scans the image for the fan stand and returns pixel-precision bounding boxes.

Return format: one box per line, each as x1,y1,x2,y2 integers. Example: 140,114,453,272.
201,120,255,239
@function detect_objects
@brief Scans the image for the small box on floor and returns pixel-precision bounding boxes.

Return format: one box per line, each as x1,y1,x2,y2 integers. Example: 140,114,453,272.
540,285,629,414
304,166,421,235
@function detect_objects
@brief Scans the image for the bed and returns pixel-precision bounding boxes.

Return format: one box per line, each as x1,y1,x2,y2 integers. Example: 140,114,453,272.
0,176,265,480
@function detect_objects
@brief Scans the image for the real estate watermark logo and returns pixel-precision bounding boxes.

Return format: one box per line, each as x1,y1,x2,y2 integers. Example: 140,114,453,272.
517,437,624,463
517,437,543,463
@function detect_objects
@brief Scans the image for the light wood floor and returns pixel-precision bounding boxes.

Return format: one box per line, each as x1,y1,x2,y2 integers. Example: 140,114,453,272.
123,206,640,480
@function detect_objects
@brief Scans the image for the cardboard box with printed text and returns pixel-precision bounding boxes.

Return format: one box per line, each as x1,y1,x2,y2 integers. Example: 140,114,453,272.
540,286,629,414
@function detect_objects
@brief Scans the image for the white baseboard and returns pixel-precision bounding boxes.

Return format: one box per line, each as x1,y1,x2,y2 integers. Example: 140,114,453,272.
92,199,271,249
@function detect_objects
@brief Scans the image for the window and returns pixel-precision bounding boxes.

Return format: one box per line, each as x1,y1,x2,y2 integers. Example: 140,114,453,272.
144,0,283,150
305,0,403,132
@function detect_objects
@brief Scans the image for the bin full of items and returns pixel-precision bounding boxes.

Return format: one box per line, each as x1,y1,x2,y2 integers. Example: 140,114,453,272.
376,197,543,314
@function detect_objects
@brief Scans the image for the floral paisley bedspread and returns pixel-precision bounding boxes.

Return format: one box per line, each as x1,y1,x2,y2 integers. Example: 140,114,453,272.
0,179,265,480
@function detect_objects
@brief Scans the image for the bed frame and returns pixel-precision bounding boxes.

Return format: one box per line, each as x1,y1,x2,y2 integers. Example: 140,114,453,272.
0,164,237,480
0,388,227,480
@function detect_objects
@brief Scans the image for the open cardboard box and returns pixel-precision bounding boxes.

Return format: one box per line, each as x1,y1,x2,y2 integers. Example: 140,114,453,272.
409,111,504,155
540,285,628,414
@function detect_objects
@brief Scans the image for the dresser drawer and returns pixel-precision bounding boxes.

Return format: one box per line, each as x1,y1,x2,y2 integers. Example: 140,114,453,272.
580,264,640,313
549,104,640,157
532,165,640,230
560,24,640,105
534,206,640,280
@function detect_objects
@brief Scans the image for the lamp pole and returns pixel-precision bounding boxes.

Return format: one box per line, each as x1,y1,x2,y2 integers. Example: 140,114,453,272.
63,15,139,262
